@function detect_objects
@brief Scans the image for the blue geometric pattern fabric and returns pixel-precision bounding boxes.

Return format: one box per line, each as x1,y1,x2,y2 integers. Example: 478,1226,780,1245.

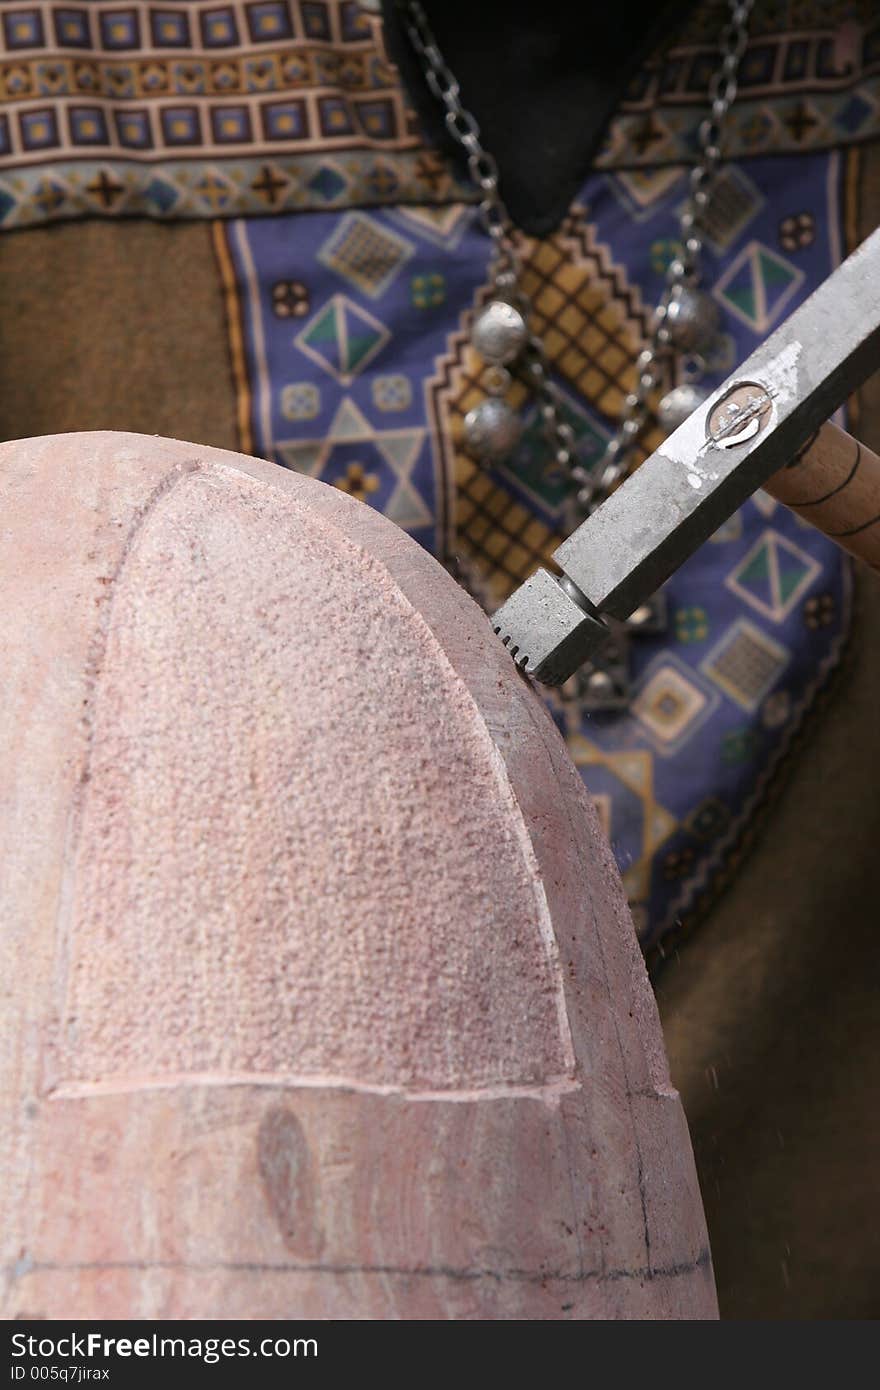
0,0,865,954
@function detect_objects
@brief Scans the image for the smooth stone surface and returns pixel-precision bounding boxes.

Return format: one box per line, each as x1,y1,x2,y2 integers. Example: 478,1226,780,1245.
0,431,714,1320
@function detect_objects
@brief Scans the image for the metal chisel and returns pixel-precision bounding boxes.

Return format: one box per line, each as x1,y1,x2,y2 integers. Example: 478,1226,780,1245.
492,225,880,686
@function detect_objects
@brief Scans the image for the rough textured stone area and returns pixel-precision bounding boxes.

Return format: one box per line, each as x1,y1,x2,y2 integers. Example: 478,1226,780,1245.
0,432,714,1319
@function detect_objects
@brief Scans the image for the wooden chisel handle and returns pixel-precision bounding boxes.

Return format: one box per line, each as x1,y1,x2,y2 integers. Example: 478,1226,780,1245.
766,421,880,575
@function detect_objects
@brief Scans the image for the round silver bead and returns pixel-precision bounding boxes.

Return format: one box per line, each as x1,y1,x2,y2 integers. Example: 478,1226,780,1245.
471,299,528,365
656,382,711,433
627,603,655,628
586,670,615,698
463,397,522,462
664,287,720,352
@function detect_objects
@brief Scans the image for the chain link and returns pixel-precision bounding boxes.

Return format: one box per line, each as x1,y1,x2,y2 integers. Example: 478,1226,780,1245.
576,0,756,515
402,0,754,513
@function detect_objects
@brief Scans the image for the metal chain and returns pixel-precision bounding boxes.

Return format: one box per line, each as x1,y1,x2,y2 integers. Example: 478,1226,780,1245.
401,0,754,515
572,0,756,515
401,0,576,472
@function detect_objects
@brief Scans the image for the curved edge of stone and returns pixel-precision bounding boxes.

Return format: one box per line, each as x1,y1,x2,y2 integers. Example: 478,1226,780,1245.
0,431,716,1320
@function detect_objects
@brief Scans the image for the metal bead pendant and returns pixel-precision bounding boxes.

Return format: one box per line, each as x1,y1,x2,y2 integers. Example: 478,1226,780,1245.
471,299,528,365
657,382,711,433
664,287,720,352
463,397,522,462
585,669,615,700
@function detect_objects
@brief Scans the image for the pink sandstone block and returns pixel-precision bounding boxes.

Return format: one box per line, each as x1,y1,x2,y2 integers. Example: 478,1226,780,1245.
0,432,715,1319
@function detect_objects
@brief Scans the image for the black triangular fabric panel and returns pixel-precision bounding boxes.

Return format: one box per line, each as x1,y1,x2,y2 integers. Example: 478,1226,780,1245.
382,0,699,236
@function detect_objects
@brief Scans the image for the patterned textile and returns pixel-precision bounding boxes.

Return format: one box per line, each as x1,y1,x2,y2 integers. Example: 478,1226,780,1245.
1,0,879,226
0,0,869,955
0,0,471,226
215,148,851,954
605,0,880,167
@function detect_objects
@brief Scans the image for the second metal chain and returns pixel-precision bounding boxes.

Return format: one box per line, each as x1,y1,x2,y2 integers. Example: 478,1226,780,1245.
402,0,755,516
571,0,757,517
